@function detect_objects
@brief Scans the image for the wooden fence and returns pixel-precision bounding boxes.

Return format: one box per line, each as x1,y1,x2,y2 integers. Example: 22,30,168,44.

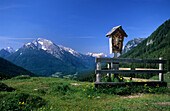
94,57,167,87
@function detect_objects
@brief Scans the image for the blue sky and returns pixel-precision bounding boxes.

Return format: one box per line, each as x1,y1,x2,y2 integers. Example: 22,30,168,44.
0,0,170,55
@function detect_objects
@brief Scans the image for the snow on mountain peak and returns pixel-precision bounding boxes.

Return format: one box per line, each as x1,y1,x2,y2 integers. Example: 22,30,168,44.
86,52,108,58
36,38,53,46
24,38,55,51
4,47,15,53
58,45,81,57
25,43,31,46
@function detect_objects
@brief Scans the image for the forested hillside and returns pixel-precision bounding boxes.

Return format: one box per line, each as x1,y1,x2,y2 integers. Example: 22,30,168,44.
0,57,35,79
120,19,170,71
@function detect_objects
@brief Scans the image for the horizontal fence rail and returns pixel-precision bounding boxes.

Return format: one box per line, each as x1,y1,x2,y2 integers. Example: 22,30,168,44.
95,58,167,64
95,70,167,74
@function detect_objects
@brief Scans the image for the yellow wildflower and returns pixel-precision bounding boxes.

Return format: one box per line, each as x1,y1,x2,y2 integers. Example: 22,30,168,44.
50,106,53,109
93,96,94,98
22,102,24,104
92,87,94,89
86,85,89,87
112,74,114,75
84,89,85,91
120,78,122,80
144,84,147,86
19,102,21,104
88,95,90,98
91,83,94,85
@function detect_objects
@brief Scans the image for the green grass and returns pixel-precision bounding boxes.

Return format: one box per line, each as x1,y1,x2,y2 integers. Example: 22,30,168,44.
150,73,170,87
0,76,170,111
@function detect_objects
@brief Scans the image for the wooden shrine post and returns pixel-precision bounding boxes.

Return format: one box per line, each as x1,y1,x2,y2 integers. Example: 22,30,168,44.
106,25,128,78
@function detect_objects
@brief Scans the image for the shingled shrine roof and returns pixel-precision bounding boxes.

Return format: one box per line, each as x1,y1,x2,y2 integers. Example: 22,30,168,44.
106,25,128,37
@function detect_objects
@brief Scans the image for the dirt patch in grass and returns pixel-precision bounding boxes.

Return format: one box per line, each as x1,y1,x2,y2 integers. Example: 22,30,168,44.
70,83,82,86
124,77,158,82
152,102,170,105
105,106,110,110
11,82,32,86
121,94,143,98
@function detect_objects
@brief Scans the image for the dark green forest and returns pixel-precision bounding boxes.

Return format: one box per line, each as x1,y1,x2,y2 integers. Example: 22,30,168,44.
0,57,35,79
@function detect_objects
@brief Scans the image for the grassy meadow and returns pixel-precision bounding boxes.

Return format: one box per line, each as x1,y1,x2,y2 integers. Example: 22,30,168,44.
0,73,170,111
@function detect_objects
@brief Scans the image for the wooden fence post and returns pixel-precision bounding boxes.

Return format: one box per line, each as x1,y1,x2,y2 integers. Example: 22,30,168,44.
159,57,164,81
107,63,111,77
96,56,101,82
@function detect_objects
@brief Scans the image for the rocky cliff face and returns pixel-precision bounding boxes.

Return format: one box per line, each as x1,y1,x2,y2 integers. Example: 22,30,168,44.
122,38,145,54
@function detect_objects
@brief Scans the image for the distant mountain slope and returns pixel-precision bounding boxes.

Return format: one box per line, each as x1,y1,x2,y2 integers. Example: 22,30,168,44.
120,19,170,71
6,38,95,76
0,47,15,58
122,38,145,54
0,49,10,58
6,47,67,76
0,57,35,79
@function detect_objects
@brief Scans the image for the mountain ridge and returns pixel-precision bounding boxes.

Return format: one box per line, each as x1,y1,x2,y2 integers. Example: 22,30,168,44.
0,47,15,58
4,47,15,53
5,38,95,76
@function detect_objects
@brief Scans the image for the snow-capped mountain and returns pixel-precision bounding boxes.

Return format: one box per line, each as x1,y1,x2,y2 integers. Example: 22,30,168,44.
0,47,15,58
86,52,108,58
23,38,83,60
58,45,81,57
6,38,95,76
4,47,15,53
122,38,145,54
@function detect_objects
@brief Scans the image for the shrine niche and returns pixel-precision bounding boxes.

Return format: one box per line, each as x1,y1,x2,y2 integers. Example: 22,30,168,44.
106,25,128,54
